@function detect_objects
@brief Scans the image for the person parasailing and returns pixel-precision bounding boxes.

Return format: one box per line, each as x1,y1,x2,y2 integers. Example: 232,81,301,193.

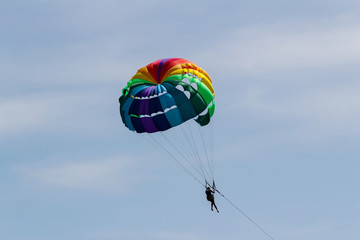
205,186,219,213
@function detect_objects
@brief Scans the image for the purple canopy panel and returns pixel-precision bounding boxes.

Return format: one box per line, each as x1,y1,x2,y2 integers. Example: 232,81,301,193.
140,117,158,133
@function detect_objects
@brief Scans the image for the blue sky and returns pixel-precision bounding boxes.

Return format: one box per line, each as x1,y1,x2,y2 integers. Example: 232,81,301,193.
1,0,360,239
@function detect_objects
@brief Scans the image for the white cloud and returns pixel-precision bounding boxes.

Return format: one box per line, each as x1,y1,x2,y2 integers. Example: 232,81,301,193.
0,88,121,138
15,156,143,190
241,84,360,127
200,18,360,74
0,47,138,86
0,93,83,136
240,27,360,70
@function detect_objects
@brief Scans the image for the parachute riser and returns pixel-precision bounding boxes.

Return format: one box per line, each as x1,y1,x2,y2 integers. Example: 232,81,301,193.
205,180,220,195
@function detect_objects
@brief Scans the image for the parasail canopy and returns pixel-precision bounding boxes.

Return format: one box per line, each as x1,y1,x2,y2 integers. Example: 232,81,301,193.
119,58,215,133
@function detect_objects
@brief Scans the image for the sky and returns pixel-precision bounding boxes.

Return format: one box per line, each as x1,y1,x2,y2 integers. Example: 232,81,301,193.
1,0,360,239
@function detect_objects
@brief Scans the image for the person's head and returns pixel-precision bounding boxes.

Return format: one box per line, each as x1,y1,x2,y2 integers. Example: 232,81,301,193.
206,186,211,190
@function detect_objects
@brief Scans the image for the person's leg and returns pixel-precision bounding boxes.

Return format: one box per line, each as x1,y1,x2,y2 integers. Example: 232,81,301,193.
213,202,219,213
211,201,214,211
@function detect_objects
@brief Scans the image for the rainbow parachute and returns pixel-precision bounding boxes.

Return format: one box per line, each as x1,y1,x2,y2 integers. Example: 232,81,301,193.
119,58,215,133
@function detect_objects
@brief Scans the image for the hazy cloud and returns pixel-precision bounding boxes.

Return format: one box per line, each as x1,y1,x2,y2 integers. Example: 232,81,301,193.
15,156,142,190
0,93,86,136
200,17,360,75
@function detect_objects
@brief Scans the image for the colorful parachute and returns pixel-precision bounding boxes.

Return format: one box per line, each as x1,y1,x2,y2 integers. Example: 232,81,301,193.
119,58,215,186
119,58,215,133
